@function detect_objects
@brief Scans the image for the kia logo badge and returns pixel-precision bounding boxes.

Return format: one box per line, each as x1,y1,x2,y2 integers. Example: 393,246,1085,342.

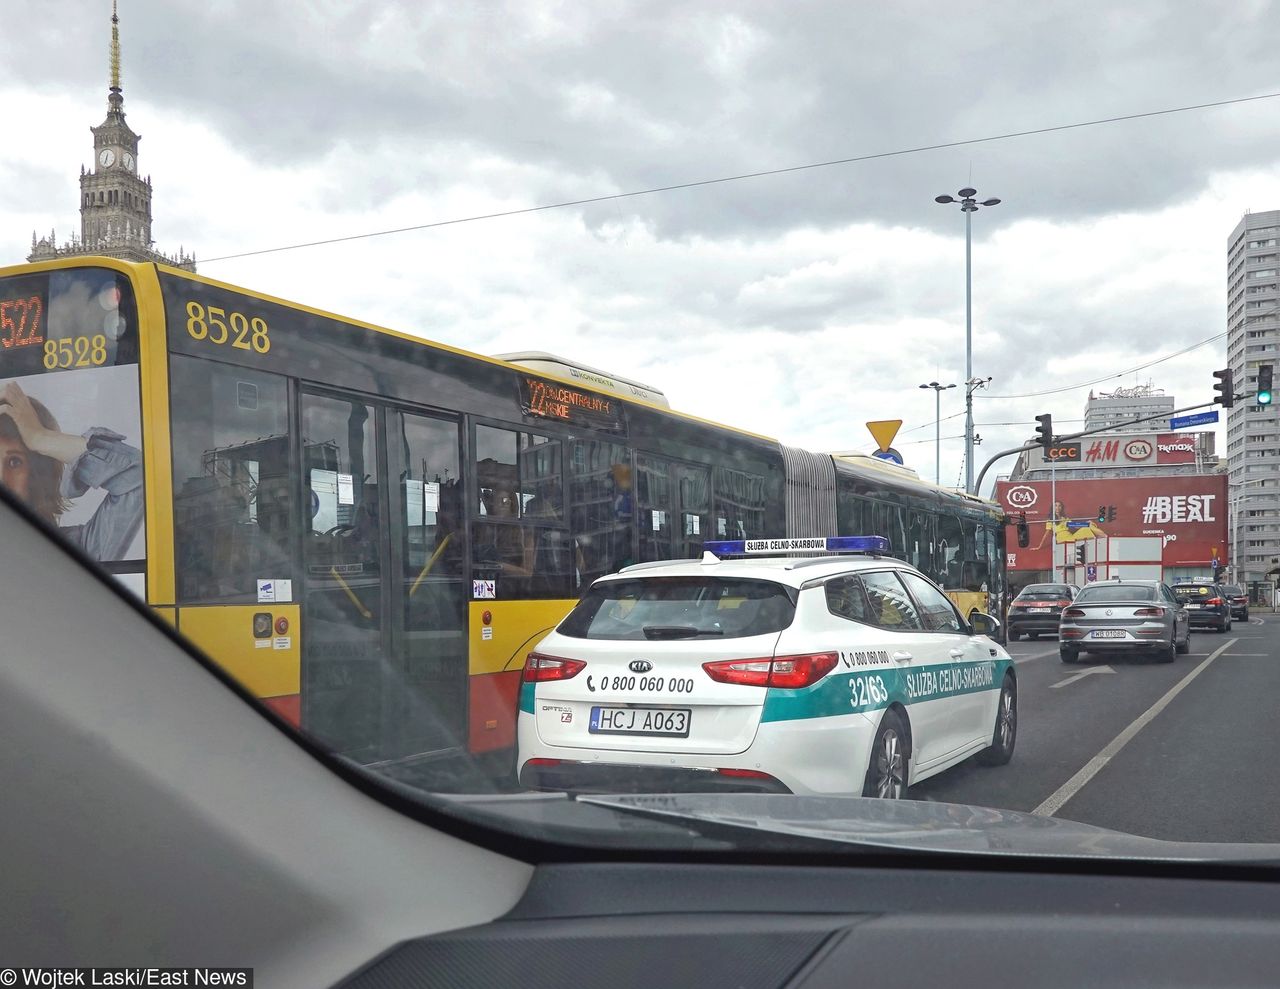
629,660,653,673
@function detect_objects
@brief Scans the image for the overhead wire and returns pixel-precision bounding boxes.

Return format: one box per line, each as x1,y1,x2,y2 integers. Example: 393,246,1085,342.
979,331,1229,399
901,331,1228,434
200,91,1280,263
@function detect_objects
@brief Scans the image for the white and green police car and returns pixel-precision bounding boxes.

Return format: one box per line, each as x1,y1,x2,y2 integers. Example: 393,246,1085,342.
517,536,1017,797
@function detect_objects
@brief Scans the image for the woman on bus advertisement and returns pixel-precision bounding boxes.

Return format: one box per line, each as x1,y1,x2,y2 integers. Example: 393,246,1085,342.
0,376,143,562
1034,498,1107,550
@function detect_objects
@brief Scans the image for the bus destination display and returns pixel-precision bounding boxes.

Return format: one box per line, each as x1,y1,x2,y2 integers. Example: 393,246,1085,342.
518,375,626,433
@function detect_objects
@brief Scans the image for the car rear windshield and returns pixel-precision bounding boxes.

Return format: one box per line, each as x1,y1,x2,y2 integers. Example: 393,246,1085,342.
1017,585,1074,598
1076,585,1156,603
1173,585,1215,599
558,577,796,640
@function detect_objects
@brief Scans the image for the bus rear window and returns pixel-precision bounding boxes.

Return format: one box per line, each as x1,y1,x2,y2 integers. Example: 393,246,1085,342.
0,266,146,592
558,576,795,640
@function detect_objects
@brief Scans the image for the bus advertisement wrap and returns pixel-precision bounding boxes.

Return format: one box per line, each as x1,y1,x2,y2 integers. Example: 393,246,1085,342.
0,267,145,592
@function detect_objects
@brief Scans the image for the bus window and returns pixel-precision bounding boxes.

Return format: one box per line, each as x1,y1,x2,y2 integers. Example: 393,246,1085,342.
473,425,569,599
961,517,991,592
712,466,767,542
170,357,293,603
476,425,518,516
570,439,633,587
636,454,673,562
676,463,710,559
836,486,867,537
936,512,963,588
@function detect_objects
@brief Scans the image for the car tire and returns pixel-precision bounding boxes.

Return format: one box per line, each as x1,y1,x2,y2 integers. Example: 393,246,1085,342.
1176,626,1191,655
976,674,1017,767
1158,634,1176,663
862,709,908,799
1060,646,1078,663
1028,632,1038,641
1008,629,1020,642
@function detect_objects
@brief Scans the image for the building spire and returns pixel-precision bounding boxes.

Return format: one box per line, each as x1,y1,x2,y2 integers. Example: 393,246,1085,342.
108,0,123,111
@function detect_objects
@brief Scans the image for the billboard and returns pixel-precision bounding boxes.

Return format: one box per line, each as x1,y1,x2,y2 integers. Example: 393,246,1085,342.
1018,431,1205,471
996,474,1228,572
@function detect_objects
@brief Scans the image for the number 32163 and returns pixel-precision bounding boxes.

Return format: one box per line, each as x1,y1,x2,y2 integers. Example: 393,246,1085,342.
185,301,270,354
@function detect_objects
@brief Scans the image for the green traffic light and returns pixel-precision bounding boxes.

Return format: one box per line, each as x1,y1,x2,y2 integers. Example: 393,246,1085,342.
1260,390,1273,406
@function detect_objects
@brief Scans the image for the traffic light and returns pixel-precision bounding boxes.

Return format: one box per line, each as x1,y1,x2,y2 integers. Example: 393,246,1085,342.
1213,368,1234,408
1034,414,1053,447
1097,505,1107,524
1076,544,1086,564
1016,512,1029,548
1107,506,1116,523
1258,364,1273,406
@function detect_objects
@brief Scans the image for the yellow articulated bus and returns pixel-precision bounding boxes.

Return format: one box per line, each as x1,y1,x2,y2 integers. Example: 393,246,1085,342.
0,257,1008,775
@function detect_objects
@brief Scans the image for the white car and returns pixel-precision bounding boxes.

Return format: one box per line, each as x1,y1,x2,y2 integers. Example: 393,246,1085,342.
517,538,1017,798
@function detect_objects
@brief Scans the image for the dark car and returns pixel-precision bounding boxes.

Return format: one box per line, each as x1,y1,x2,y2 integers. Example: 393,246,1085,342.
1171,581,1233,632
1007,583,1077,641
1219,583,1249,621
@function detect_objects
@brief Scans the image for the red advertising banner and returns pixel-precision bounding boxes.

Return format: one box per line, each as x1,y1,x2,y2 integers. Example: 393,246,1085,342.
996,474,1228,571
1155,433,1198,464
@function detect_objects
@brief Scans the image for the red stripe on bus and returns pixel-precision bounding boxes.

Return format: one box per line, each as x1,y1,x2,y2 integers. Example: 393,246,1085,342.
263,693,301,727
469,670,522,752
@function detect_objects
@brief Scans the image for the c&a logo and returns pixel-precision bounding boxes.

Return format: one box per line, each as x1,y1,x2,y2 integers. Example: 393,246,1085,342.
1005,485,1038,509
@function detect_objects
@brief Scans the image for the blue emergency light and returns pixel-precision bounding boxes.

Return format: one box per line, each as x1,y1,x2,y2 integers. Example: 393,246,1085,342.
704,535,891,557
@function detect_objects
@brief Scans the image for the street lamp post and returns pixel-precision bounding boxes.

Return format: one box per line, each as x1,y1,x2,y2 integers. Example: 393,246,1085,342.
918,381,956,485
935,187,1001,494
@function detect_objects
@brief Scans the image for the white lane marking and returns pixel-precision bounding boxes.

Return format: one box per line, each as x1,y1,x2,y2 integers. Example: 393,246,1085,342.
1010,647,1059,664
1050,665,1116,689
1032,639,1238,818
1225,653,1267,657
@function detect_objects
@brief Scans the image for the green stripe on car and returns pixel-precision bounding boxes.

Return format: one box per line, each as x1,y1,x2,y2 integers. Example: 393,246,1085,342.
761,658,1013,723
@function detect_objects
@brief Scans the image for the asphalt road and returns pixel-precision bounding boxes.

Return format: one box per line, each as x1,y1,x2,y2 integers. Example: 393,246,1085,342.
910,612,1280,843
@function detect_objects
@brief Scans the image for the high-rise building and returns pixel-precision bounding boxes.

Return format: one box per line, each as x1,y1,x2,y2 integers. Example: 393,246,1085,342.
28,2,194,270
1082,384,1174,433
1226,210,1280,588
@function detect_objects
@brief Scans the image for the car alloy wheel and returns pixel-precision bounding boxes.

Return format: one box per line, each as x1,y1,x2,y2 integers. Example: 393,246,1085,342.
977,676,1017,766
863,710,907,799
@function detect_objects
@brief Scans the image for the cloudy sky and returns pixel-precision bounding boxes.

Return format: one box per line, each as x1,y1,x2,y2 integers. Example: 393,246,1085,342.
5,0,1280,494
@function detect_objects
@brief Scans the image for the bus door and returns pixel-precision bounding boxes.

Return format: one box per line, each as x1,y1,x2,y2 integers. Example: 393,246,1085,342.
300,391,466,763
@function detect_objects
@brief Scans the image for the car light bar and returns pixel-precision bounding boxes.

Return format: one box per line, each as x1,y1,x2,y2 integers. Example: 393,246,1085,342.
703,535,891,557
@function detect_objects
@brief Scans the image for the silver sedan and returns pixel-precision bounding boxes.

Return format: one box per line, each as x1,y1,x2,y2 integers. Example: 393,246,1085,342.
1058,580,1190,664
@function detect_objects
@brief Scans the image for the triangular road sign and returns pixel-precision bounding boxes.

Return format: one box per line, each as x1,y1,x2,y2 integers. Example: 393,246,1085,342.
866,419,903,453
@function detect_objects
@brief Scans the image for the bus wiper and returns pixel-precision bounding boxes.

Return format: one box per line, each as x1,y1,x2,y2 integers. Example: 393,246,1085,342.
642,625,724,639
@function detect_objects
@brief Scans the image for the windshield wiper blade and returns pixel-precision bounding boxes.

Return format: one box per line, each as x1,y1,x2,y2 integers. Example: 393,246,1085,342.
642,625,724,639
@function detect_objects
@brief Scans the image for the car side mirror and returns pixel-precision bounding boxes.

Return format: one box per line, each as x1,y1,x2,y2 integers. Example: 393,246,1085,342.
970,612,1001,637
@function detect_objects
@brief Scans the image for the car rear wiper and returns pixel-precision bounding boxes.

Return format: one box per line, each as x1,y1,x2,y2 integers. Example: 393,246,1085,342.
642,625,725,639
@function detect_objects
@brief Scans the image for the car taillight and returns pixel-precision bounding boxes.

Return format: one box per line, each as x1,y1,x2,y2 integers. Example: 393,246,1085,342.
716,768,777,780
1064,608,1086,618
522,652,587,682
1133,607,1166,617
703,652,838,689
1205,597,1224,607
1055,599,1072,607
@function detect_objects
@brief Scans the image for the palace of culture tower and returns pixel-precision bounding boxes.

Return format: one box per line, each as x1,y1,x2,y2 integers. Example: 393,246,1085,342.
28,3,195,270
